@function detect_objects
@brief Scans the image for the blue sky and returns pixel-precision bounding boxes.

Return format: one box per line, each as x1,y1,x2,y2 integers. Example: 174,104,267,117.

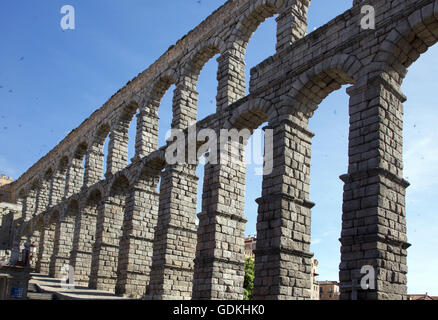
0,1,437,295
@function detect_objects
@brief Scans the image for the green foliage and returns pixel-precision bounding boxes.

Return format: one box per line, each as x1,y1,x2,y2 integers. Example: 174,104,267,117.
243,257,255,300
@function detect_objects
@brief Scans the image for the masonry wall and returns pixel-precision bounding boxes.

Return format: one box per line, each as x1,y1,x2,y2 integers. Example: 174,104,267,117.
0,203,22,251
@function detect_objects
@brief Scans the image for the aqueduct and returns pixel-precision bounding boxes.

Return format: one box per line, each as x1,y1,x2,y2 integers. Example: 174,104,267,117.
3,0,437,300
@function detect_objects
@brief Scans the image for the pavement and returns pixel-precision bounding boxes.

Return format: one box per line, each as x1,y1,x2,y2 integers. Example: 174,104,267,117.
28,273,128,300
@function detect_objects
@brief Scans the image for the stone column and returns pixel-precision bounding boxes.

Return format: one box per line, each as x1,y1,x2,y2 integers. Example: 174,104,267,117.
134,107,159,160
49,210,77,278
115,173,160,298
70,196,99,287
192,141,247,300
50,162,68,206
36,224,56,275
145,164,198,300
106,130,129,176
35,227,46,273
216,50,246,112
28,228,41,269
276,0,310,52
84,146,104,187
89,179,127,292
22,189,37,221
339,74,409,300
65,158,85,198
145,76,199,300
35,178,51,215
253,118,314,300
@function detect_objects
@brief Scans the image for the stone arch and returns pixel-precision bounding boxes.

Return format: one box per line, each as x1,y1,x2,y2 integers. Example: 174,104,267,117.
186,37,225,67
16,189,26,207
148,73,178,106
50,156,69,206
183,39,224,85
109,173,131,196
181,38,226,121
23,221,33,237
105,102,140,176
219,0,284,110
374,2,438,82
95,123,112,148
35,167,54,214
47,209,60,225
226,98,272,131
230,0,281,56
65,142,88,197
133,73,178,160
86,185,105,202
115,101,139,137
280,54,360,119
35,214,45,231
66,198,80,217
86,123,111,183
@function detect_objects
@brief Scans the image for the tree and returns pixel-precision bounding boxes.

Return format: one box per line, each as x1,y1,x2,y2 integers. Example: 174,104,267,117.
244,257,255,300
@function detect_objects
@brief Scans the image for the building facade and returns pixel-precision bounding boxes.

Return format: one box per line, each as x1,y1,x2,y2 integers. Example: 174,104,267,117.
407,293,438,300
319,281,340,300
244,236,257,259
311,258,319,300
0,175,13,203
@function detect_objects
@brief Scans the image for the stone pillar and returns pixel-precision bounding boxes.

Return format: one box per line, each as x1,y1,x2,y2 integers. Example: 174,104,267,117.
216,50,246,112
49,210,77,278
115,173,160,298
106,130,129,176
134,107,159,160
171,84,198,129
145,75,199,300
50,162,68,206
89,179,127,292
29,229,41,269
35,178,51,215
70,196,99,287
339,75,409,300
65,158,85,198
276,0,310,52
253,118,314,300
22,189,37,221
145,164,198,300
84,146,104,187
36,224,56,275
192,142,247,300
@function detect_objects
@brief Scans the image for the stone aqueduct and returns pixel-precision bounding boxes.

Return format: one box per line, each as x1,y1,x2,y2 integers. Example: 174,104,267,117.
4,0,438,300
